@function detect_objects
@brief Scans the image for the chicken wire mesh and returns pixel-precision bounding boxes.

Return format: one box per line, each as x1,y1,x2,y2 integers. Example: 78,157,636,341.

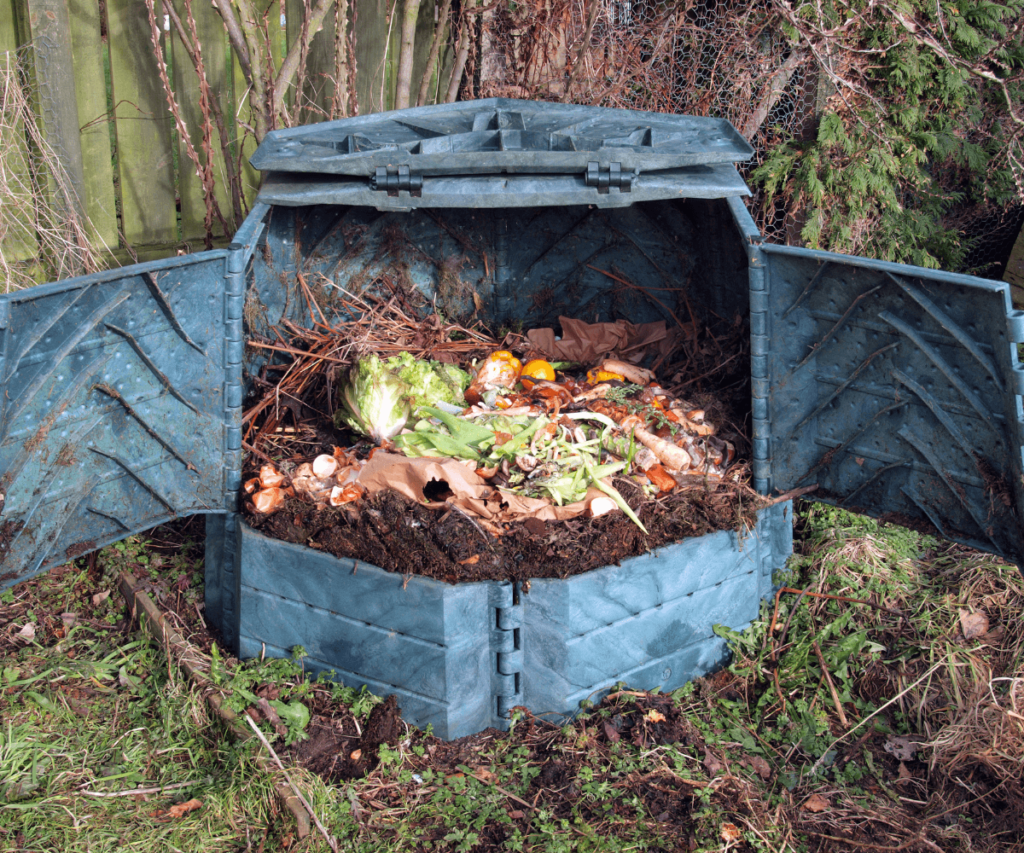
456,0,1022,278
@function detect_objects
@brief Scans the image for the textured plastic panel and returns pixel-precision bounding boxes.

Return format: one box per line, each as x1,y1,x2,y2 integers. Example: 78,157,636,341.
0,252,233,588
255,164,752,210
234,504,791,738
248,200,733,333
762,244,1024,563
523,501,791,719
237,523,503,740
251,99,754,177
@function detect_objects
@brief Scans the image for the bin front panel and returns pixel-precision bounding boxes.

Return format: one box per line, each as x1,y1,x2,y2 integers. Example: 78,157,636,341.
762,244,1024,564
0,252,232,588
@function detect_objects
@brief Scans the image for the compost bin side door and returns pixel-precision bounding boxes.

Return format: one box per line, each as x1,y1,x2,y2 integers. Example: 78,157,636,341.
759,243,1024,564
0,250,243,589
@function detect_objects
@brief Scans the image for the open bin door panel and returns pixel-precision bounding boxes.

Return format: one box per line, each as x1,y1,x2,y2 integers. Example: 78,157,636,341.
762,243,1024,563
0,252,235,589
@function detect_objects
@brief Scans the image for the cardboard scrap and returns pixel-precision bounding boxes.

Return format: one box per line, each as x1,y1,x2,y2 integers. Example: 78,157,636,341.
525,317,678,365
355,453,612,526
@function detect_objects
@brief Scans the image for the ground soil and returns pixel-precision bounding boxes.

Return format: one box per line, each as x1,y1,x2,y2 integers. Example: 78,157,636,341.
5,516,1022,851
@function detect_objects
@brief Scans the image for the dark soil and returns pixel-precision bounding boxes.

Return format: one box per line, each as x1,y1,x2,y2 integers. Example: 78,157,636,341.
245,473,765,584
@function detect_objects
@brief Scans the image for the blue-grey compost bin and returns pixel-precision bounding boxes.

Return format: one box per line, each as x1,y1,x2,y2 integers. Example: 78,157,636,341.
3,99,1024,740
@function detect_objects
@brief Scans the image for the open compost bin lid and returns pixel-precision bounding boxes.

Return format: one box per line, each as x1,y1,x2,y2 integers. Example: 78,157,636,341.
251,99,754,209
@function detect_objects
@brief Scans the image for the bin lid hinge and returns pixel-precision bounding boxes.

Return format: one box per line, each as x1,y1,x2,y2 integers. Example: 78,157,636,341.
370,165,423,197
585,161,633,193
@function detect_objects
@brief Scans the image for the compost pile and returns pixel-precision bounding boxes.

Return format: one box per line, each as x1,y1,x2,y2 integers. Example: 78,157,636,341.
241,285,764,583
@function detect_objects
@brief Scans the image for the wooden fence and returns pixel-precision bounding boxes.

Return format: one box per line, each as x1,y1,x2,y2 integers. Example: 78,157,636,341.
1,0,448,268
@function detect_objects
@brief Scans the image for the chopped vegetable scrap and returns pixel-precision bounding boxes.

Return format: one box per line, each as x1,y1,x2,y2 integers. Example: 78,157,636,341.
247,351,735,535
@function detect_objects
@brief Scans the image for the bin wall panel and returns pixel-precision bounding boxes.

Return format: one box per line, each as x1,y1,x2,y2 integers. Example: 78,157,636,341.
234,504,792,738
237,524,498,740
522,508,788,717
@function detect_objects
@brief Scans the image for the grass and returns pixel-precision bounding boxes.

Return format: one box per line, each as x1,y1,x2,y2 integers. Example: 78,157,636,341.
1,504,1022,852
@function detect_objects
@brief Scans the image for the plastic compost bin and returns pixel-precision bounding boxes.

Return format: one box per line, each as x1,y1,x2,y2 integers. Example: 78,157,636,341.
3,99,1024,739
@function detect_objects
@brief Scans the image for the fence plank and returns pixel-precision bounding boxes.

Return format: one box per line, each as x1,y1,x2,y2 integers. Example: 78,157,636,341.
0,0,40,268
286,0,338,123
173,0,233,242
232,41,261,206
107,0,178,247
24,0,87,276
68,0,118,249
355,0,398,113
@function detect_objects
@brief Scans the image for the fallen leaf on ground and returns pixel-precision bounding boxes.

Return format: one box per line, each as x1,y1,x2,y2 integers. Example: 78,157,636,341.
744,754,771,779
16,623,35,641
720,823,741,842
802,793,830,812
703,750,724,776
959,609,989,640
91,591,111,607
508,809,525,819
897,762,913,783
167,798,202,818
603,721,620,742
61,612,78,628
884,734,917,761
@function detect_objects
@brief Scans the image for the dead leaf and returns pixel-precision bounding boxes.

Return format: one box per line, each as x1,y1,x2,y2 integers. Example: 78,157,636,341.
745,754,771,779
508,809,525,820
702,750,724,776
16,623,35,641
720,823,741,842
603,721,621,742
474,767,495,783
458,555,480,566
91,590,110,607
802,793,830,813
61,613,78,628
959,609,989,641
644,709,666,723
167,798,202,818
883,735,917,761
897,762,913,783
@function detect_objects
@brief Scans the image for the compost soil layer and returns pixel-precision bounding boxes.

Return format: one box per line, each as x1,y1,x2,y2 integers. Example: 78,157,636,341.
243,473,763,584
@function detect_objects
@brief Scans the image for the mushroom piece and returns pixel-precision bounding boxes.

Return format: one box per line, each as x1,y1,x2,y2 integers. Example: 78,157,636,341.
515,454,539,473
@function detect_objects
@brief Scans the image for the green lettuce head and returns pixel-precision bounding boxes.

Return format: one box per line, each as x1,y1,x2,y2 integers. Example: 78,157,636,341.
335,353,470,443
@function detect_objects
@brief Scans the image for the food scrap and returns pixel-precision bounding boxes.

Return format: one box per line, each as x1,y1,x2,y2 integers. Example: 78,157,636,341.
246,348,734,535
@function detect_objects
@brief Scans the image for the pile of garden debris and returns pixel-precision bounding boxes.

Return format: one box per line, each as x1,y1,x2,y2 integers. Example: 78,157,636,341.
241,284,764,583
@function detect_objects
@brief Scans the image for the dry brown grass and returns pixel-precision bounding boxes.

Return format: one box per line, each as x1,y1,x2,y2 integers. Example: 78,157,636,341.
0,49,113,293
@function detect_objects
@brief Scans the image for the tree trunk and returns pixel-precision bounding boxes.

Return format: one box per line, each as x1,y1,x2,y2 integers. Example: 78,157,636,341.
394,0,422,109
